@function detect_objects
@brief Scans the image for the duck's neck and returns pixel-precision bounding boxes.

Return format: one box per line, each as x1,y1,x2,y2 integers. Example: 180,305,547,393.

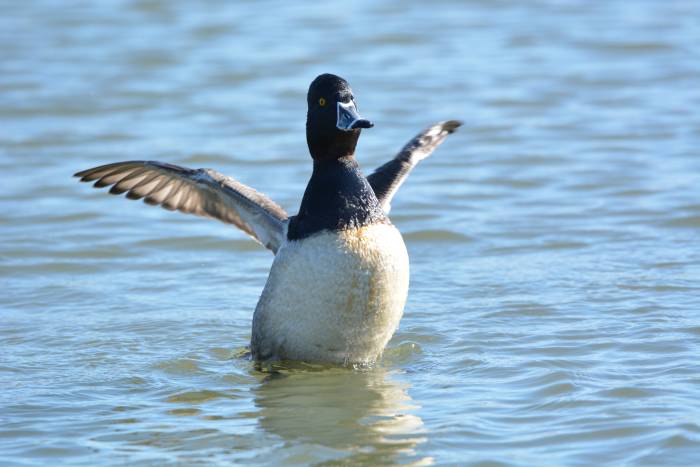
287,156,386,241
306,124,360,162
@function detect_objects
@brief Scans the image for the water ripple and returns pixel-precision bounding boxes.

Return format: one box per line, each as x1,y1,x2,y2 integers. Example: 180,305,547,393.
2,0,700,465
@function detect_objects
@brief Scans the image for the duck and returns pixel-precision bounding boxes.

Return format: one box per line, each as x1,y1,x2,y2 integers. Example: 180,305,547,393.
75,73,460,365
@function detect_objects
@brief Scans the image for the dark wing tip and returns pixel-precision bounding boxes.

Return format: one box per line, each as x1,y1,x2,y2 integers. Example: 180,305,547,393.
442,120,462,134
74,161,151,182
74,168,93,179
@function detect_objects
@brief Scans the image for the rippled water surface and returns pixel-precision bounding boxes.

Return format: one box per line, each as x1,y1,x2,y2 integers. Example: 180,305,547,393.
2,0,700,465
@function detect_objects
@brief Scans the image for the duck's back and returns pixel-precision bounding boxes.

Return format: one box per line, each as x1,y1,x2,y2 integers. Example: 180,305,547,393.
251,221,408,364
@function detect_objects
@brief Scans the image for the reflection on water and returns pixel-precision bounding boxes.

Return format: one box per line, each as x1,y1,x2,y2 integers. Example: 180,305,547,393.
254,366,430,465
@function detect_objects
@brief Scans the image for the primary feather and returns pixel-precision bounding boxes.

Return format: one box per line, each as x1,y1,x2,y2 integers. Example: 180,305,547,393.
75,161,288,253
368,120,462,213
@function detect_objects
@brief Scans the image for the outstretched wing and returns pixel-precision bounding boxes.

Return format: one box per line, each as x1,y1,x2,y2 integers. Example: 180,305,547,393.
75,161,288,253
367,120,461,213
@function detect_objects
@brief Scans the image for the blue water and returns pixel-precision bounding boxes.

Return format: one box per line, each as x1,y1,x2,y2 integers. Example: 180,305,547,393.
2,0,700,464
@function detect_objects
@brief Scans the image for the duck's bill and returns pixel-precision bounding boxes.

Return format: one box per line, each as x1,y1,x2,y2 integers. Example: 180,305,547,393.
336,101,374,131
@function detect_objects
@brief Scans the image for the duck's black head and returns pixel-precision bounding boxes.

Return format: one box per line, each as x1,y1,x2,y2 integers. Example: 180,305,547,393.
306,73,373,162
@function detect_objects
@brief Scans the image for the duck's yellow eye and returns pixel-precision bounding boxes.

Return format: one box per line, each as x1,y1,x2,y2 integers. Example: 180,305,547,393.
319,97,326,107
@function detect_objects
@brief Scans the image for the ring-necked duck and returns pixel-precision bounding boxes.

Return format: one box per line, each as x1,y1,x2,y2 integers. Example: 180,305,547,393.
75,73,460,365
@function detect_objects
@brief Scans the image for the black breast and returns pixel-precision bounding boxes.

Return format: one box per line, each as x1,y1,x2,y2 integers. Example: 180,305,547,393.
287,157,386,240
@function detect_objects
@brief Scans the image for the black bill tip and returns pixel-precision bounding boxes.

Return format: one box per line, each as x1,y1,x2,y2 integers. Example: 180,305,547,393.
350,119,374,130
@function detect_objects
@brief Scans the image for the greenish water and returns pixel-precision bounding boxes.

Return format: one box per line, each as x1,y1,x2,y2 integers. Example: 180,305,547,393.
2,0,700,465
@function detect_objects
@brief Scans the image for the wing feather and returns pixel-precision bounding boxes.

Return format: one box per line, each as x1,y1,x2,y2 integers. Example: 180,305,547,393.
367,120,461,213
75,161,288,253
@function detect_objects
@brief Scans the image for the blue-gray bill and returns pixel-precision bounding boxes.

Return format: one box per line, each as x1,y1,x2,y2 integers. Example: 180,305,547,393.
336,100,374,131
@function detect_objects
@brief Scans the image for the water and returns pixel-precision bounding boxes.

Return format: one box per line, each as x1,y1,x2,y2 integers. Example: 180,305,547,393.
2,0,700,464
